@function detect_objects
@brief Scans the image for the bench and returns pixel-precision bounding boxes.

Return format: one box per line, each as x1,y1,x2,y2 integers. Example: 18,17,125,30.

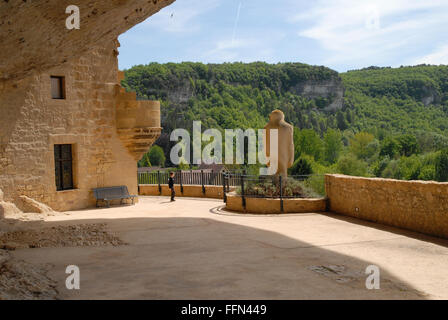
92,186,137,208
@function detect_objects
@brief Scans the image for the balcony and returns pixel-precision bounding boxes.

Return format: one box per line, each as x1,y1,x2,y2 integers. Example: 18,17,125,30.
115,71,162,161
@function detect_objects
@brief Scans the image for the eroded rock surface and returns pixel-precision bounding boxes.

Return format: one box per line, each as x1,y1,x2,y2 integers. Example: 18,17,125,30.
0,223,126,250
0,0,175,81
0,223,125,299
17,195,56,215
0,249,58,300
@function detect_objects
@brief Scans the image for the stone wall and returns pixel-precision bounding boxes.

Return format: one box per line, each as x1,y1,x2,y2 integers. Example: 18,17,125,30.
226,193,327,214
0,41,159,211
325,174,448,238
0,1,174,212
139,184,227,200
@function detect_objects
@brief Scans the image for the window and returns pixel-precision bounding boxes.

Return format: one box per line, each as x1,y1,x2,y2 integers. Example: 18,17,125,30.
54,144,74,191
51,76,65,99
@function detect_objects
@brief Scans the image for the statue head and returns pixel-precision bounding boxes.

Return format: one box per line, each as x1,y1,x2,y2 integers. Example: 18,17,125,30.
269,109,285,125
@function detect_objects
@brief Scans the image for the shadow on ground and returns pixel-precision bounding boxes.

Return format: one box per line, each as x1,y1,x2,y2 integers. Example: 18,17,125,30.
4,209,431,300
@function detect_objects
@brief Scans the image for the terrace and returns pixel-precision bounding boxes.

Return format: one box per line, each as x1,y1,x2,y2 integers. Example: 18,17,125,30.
8,195,448,299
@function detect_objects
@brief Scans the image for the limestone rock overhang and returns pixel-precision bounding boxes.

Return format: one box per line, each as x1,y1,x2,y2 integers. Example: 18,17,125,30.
0,0,175,81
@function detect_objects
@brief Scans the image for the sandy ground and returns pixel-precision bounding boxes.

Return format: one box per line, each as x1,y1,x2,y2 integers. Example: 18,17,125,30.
9,196,448,299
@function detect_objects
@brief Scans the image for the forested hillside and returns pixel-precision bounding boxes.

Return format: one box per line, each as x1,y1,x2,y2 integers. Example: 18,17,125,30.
123,62,448,181
122,62,343,132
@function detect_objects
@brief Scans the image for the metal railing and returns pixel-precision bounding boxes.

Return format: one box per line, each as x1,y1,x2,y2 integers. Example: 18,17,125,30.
224,172,326,213
138,170,240,186
226,173,325,198
138,170,325,212
138,170,241,195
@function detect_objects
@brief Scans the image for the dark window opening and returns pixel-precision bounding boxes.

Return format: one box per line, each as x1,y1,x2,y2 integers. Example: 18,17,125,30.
54,144,74,191
51,76,65,99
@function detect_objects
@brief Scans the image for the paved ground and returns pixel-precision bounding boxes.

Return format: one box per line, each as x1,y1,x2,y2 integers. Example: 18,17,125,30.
12,196,448,299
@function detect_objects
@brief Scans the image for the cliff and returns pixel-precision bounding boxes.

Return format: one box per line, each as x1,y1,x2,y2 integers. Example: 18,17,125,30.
0,0,174,81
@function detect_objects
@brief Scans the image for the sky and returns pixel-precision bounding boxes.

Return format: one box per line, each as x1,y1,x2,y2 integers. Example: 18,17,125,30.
118,0,448,72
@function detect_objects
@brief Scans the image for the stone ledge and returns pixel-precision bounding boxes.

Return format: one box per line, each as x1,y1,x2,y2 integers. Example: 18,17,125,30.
225,193,327,214
325,174,448,239
139,184,229,200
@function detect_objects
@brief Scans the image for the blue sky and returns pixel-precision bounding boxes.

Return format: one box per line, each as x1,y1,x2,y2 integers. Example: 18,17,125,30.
118,0,448,72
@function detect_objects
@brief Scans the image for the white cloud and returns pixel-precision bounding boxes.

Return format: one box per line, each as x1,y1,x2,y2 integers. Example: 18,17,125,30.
143,0,221,33
414,45,448,65
288,0,448,67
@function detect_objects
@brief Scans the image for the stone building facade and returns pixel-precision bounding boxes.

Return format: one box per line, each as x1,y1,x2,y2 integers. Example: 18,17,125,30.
0,40,161,211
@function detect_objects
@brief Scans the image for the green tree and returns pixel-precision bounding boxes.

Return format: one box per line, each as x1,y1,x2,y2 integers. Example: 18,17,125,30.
349,132,379,161
147,145,166,167
323,129,343,164
336,111,348,130
418,165,435,181
373,156,390,177
435,149,448,181
138,153,151,168
178,161,190,170
289,156,313,176
381,159,400,179
397,155,422,180
295,129,323,161
336,154,369,177
397,134,419,157
380,137,400,159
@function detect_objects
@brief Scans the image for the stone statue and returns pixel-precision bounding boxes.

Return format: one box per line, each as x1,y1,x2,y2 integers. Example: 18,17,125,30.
264,110,294,177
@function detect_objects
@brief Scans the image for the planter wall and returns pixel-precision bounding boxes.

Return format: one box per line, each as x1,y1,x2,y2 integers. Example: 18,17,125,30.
225,193,327,214
139,184,227,199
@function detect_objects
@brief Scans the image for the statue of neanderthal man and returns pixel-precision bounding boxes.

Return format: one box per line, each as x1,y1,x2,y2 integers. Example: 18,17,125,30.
264,109,294,177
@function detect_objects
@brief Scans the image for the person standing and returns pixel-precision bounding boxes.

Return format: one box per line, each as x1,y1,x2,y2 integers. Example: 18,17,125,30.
168,171,176,202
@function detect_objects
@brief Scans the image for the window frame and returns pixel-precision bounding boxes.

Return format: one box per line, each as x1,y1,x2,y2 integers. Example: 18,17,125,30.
54,144,74,191
50,76,66,100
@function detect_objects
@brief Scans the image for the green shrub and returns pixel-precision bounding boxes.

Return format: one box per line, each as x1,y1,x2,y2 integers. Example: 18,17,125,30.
435,149,448,181
289,156,313,176
373,156,390,177
418,165,435,181
397,155,422,180
381,160,398,178
336,154,370,177
237,177,321,198
148,145,166,167
304,175,326,196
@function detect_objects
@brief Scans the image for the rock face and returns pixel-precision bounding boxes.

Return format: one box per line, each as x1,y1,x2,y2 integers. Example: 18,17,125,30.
0,201,22,219
0,249,59,300
0,1,171,211
17,196,56,214
162,76,345,110
0,0,175,81
290,79,345,110
0,40,162,211
0,188,23,219
420,85,441,106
